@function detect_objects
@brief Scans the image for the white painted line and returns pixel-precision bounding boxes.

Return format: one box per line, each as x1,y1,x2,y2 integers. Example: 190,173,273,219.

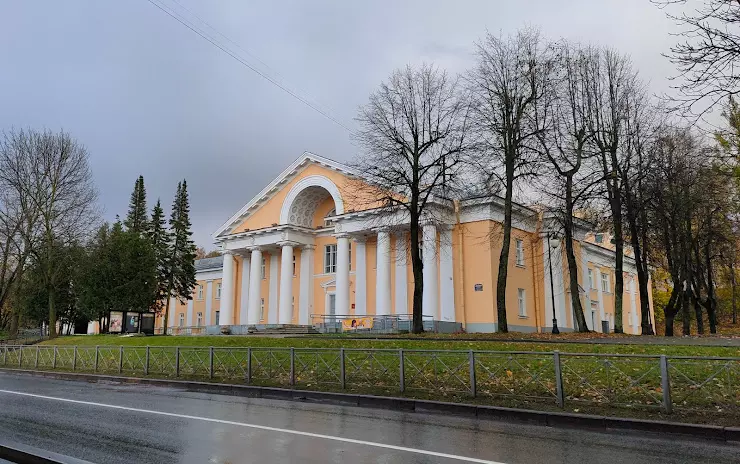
0,389,504,464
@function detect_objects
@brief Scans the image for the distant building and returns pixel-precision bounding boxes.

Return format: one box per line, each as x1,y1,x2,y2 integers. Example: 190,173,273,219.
157,153,653,334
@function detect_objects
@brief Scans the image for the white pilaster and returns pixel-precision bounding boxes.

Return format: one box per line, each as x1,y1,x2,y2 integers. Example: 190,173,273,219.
299,245,315,325
439,226,455,322
239,254,250,325
186,299,194,326
279,243,295,324
543,237,566,330
247,248,262,325
355,238,367,316
422,224,439,319
394,232,407,316
335,235,351,315
269,253,279,324
629,276,637,333
580,247,592,331
205,282,213,325
220,252,235,326
376,229,392,315
596,268,606,332
168,297,177,328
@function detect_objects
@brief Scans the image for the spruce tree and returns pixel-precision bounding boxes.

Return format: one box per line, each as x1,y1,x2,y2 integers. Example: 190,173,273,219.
162,181,196,333
124,175,148,234
148,199,171,315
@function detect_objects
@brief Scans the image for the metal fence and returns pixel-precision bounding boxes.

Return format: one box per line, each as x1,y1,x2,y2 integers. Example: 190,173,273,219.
2,345,738,413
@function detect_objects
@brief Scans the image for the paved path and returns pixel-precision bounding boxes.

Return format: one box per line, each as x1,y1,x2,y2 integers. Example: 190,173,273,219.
0,372,737,463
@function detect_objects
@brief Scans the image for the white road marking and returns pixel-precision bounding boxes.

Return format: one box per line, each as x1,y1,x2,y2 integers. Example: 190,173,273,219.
0,389,504,464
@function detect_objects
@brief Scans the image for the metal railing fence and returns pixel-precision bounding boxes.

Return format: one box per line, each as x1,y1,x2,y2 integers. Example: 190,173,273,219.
2,344,739,414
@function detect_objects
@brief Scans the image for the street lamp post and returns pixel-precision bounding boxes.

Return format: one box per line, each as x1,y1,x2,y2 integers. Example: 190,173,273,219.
547,232,560,335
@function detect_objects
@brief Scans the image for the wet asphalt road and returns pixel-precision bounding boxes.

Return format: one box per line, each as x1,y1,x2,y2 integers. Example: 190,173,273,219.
0,372,737,464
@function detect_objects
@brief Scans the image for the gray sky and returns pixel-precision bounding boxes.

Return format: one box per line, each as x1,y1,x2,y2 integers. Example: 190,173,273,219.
0,0,678,248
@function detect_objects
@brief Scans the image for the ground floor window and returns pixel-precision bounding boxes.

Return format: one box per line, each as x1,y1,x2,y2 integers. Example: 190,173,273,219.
196,312,203,327
517,288,526,316
178,313,184,327
260,298,265,321
215,311,220,325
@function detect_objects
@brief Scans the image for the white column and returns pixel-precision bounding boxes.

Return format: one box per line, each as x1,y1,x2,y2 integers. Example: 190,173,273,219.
376,229,392,315
239,254,250,325
186,299,194,326
439,226,455,322
168,297,176,328
422,224,439,319
596,268,606,332
299,245,315,325
581,248,592,331
355,238,367,316
279,243,295,324
269,253,279,324
335,235,351,315
205,282,213,325
543,236,565,330
219,252,235,326
247,248,262,325
394,232,407,316
630,276,638,333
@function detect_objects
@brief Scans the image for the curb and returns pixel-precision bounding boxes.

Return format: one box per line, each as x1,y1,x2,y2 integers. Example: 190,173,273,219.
0,440,92,464
1,368,737,443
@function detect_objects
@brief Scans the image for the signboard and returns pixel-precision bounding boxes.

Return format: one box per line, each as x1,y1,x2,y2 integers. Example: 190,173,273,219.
474,283,483,292
109,311,123,333
125,313,140,333
342,317,374,330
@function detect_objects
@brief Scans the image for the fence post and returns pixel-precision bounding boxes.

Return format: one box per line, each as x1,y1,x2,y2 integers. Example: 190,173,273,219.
209,347,214,379
469,350,476,397
340,348,346,390
52,347,57,369
246,347,252,384
660,355,673,414
144,347,150,376
94,346,99,373
2,346,6,366
34,345,39,369
72,346,77,371
119,346,124,374
175,347,180,378
553,351,565,408
399,349,405,393
18,346,22,368
290,348,295,386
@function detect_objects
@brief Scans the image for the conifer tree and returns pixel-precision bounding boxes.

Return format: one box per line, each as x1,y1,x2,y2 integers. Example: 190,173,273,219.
124,175,148,234
148,199,171,315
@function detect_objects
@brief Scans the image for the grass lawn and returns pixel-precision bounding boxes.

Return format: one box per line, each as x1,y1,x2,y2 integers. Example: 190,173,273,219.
38,333,740,357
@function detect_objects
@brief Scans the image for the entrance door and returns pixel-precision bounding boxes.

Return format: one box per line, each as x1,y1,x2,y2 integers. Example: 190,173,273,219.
328,293,336,322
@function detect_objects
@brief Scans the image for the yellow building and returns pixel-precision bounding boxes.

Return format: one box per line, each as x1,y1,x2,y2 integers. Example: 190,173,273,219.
161,153,653,334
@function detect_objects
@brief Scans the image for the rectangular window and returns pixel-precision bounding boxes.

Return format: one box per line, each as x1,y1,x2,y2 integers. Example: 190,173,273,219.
216,283,222,299
595,233,604,244
601,273,610,293
515,239,524,266
588,269,594,290
293,255,297,277
178,313,184,327
518,288,526,317
261,256,266,280
349,242,352,270
196,312,203,327
324,244,337,273
197,285,203,300
260,298,265,321
215,311,220,325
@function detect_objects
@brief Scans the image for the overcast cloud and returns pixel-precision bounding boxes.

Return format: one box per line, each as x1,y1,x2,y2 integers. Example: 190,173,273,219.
0,0,678,248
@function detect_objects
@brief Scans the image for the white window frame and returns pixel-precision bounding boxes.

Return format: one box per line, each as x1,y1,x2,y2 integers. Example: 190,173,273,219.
216,283,222,299
324,244,337,274
197,284,203,300
601,273,610,293
515,239,525,266
261,256,266,280
260,298,265,321
517,288,526,317
215,311,220,325
196,312,203,327
178,313,184,327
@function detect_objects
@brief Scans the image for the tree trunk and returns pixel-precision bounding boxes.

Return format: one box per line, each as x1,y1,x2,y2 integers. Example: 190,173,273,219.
48,290,57,339
681,289,691,336
611,196,624,334
495,167,514,333
564,175,588,332
705,240,717,334
693,295,704,335
664,287,679,337
8,312,19,339
624,185,653,334
410,215,424,334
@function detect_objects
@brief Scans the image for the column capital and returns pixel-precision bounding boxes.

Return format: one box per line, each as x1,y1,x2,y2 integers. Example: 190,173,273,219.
352,235,368,243
247,245,262,252
277,240,300,248
334,233,352,239
301,244,317,251
373,226,391,234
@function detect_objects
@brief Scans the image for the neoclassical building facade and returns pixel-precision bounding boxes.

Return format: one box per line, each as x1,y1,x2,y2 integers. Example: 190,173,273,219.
160,153,653,334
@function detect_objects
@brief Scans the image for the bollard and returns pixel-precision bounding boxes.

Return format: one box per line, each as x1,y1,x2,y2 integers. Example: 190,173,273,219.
399,349,405,393
553,351,565,408
469,350,477,397
660,355,673,414
340,348,346,390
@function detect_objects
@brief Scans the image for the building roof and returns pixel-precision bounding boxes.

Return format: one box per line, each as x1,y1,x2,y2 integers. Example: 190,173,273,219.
195,256,223,271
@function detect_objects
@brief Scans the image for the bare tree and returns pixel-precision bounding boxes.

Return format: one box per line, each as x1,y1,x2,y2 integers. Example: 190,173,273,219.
655,0,740,115
0,129,98,338
468,28,546,332
353,64,470,334
532,41,600,332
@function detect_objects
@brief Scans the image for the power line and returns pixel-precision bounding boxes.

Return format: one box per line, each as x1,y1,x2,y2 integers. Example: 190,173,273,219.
145,0,353,133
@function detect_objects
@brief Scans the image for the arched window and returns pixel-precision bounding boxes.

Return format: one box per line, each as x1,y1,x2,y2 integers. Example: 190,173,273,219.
324,208,336,228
